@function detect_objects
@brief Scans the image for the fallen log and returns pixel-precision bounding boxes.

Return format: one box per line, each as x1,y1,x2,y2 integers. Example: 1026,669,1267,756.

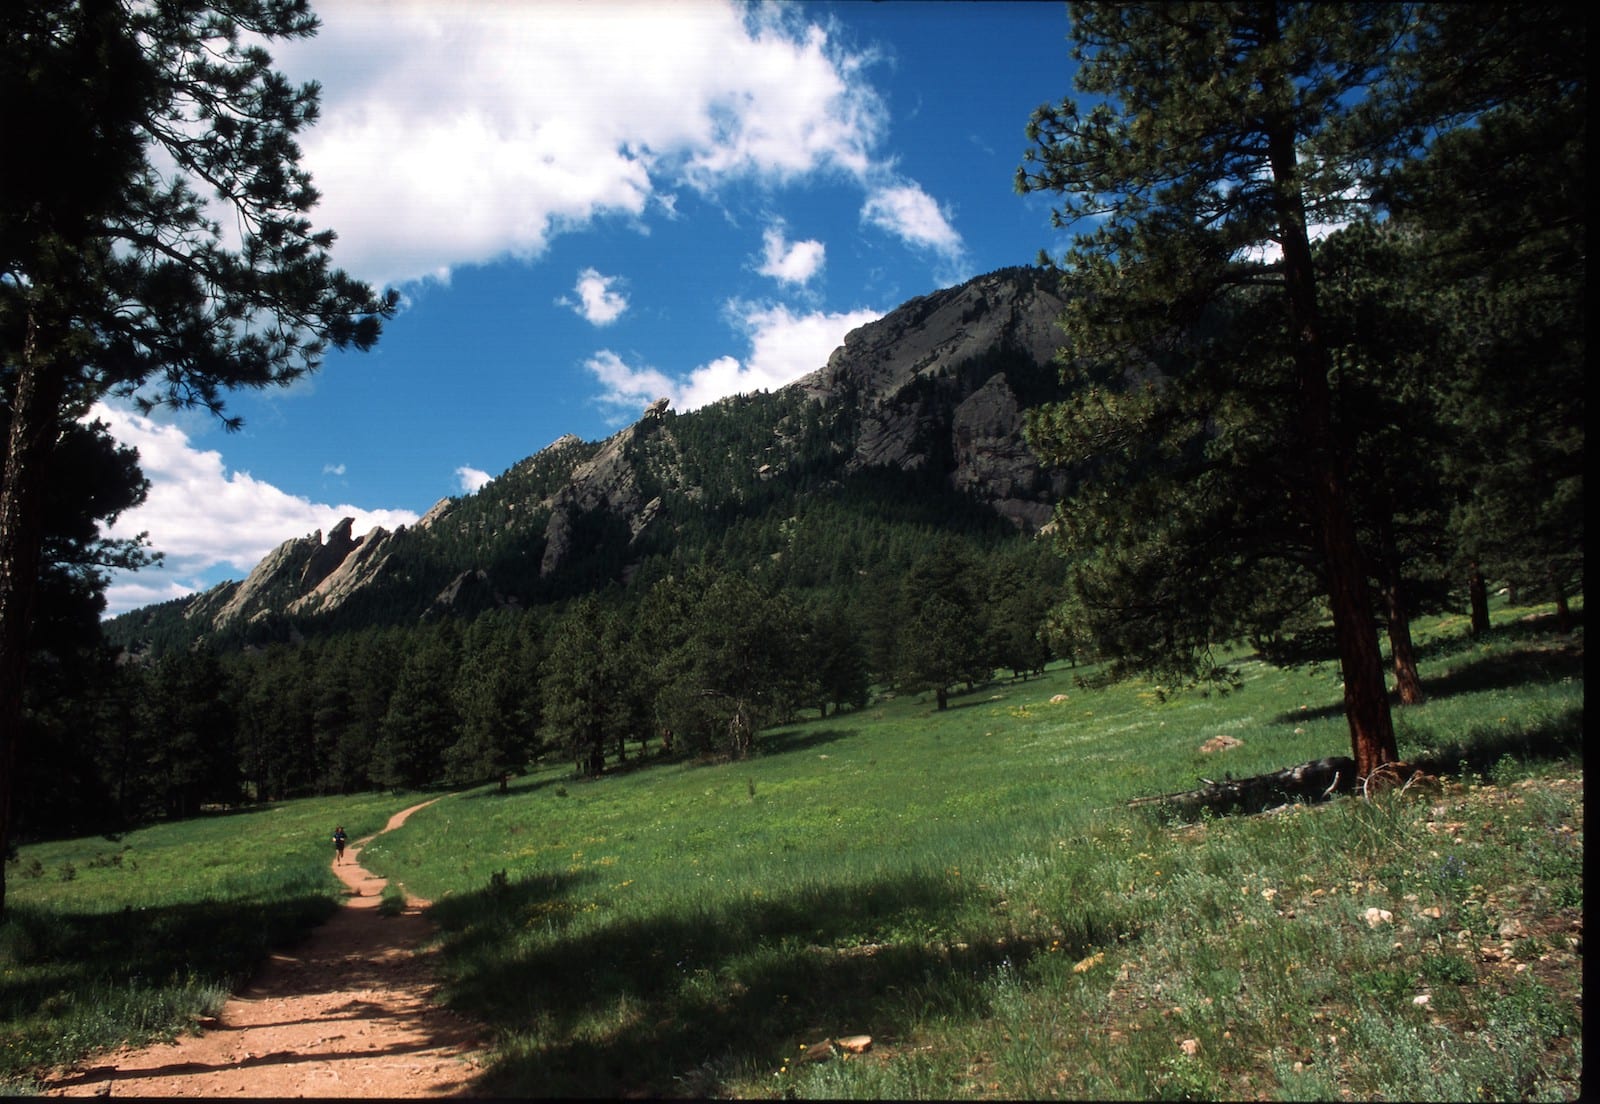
1127,756,1357,817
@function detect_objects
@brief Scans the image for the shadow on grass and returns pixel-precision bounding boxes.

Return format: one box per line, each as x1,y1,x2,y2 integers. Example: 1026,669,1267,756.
1409,703,1585,779
753,726,854,757
0,889,338,1077
1272,634,1584,727
1139,703,1584,830
429,867,1132,1097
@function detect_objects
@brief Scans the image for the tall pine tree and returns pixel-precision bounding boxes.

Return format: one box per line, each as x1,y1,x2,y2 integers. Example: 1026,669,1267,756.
1019,2,1418,780
1,0,393,910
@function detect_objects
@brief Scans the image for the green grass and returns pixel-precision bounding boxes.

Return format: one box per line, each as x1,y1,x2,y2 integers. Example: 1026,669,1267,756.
0,791,416,1093
3,597,1582,1098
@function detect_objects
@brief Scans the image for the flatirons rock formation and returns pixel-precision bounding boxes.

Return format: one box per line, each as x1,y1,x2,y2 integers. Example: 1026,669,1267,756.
115,266,1074,645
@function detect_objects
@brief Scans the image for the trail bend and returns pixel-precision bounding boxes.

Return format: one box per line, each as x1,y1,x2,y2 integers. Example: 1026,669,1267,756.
46,798,487,1099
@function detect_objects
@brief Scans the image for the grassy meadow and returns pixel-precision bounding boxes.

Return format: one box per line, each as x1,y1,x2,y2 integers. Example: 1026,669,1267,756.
0,791,415,1091
3,598,1583,1098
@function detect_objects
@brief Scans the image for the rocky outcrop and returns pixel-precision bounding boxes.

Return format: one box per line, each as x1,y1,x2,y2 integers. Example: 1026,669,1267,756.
287,524,401,618
425,569,517,618
123,266,1077,645
538,398,671,578
798,266,1068,529
211,530,326,627
416,498,454,529
203,520,405,627
950,373,1065,531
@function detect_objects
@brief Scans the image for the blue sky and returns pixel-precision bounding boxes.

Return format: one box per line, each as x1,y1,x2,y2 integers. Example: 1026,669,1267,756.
96,0,1078,616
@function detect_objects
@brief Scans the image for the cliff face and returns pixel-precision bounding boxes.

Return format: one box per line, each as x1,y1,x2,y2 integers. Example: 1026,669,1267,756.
798,265,1069,530
128,266,1071,643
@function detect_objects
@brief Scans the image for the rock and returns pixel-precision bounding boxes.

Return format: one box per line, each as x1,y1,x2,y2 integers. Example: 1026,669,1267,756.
837,1035,872,1054
289,526,398,618
799,1040,835,1064
416,498,454,528
1179,1038,1200,1056
1364,907,1394,928
795,266,1070,532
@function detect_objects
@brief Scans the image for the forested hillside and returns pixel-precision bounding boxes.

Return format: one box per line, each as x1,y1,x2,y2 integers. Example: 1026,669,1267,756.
9,6,1583,865
28,268,1077,836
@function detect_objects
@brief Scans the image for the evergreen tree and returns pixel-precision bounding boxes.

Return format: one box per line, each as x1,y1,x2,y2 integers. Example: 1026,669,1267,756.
805,600,870,717
645,568,804,755
541,596,631,777
1,0,393,909
1375,6,1585,632
446,613,538,788
1019,2,1422,779
373,625,461,789
137,649,239,819
5,414,153,836
898,541,990,709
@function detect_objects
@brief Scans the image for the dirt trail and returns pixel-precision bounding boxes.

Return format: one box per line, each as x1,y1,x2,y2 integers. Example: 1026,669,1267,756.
46,799,488,1098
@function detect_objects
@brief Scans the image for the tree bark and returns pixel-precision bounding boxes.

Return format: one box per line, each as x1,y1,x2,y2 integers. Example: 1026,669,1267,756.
1385,591,1425,705
1549,566,1572,634
1378,531,1424,705
1262,75,1398,783
1468,560,1491,635
0,316,67,914
1127,756,1357,816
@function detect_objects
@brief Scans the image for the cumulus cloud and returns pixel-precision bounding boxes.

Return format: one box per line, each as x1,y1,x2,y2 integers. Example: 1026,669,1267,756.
861,182,963,257
583,350,679,423
564,267,629,325
91,404,420,616
758,225,826,285
456,466,493,493
584,301,882,419
273,1,888,288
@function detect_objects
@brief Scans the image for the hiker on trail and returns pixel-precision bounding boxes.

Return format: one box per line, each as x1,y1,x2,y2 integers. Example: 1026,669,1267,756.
332,825,347,865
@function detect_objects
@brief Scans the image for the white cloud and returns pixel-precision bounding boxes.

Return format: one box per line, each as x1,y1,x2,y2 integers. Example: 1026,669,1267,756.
758,225,826,285
584,350,679,422
273,1,888,288
584,302,882,417
565,267,629,325
323,462,347,476
90,404,420,617
456,466,493,493
678,302,881,408
861,182,963,257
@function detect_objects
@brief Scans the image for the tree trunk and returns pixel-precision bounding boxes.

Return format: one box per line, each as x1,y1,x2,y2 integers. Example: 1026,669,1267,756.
1378,532,1424,705
1468,560,1490,636
935,685,949,711
1263,86,1397,784
1127,756,1357,816
0,318,66,915
1385,596,1425,705
1549,566,1572,634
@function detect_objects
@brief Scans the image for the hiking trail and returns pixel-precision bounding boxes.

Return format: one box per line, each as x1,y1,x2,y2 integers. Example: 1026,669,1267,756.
45,799,487,1098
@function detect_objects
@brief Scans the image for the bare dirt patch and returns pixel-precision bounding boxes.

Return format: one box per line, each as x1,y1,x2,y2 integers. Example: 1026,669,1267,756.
45,800,488,1098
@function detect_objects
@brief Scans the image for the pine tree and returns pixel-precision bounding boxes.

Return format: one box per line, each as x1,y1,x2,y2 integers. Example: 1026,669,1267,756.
1018,2,1419,779
1,0,393,910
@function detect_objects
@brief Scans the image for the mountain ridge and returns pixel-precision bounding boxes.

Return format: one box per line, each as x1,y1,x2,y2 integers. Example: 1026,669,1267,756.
107,265,1072,653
